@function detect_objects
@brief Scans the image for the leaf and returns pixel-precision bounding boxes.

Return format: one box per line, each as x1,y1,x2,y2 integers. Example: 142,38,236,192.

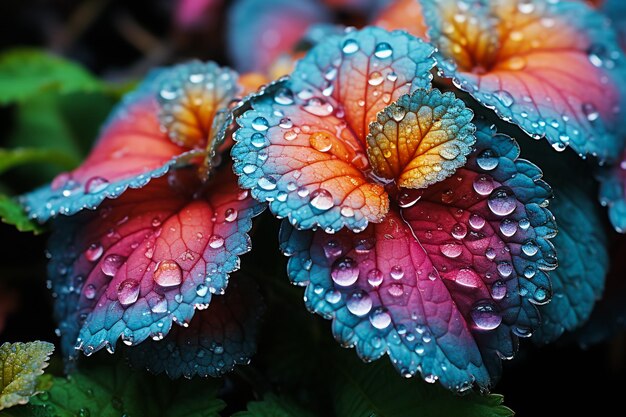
0,148,77,176
233,394,319,417
332,351,514,417
0,195,43,234
0,341,54,410
0,49,103,105
27,361,226,417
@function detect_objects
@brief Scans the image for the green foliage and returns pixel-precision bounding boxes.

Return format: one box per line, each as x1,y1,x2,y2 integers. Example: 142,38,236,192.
234,394,318,417
0,341,54,410
0,195,42,233
4,360,225,417
332,352,513,417
0,49,103,105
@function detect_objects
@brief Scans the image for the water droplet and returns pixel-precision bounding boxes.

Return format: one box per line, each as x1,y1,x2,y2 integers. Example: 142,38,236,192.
368,71,384,86
534,288,548,303
101,254,125,277
283,130,298,141
297,186,309,197
151,296,167,313
439,144,460,160
346,291,372,316
85,176,109,194
524,265,536,278
497,261,513,278
388,283,404,297
325,289,341,304
387,72,398,82
521,240,538,256
274,88,294,105
355,237,375,253
251,117,269,131
494,90,514,107
303,98,334,116
367,268,383,287
209,235,225,249
85,243,103,262
485,247,496,260
454,268,480,288
390,265,404,280
224,208,238,222
369,307,391,329
324,240,343,258
519,218,530,230
331,257,359,286
488,187,516,216
310,189,334,211
153,260,182,287
196,283,209,297
243,164,257,174
473,174,495,196
469,214,485,230
250,132,266,148
476,149,499,171
391,106,406,122
84,284,97,300
397,189,422,208
491,281,507,300
440,243,463,258
499,218,517,237
279,118,293,129
374,42,393,59
342,39,359,54
309,132,333,152
258,176,277,190
117,279,140,306
582,102,599,121
470,301,502,330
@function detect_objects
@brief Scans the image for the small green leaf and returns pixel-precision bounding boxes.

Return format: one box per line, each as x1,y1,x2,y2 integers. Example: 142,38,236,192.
0,49,102,105
332,352,514,417
28,361,226,417
0,341,54,410
0,148,77,176
233,394,319,417
0,195,43,233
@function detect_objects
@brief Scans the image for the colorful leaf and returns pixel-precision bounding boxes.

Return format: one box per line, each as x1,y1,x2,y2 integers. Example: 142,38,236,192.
373,0,429,39
421,0,626,162
366,88,475,189
279,120,556,390
0,341,54,410
599,147,626,232
21,61,241,223
47,165,263,359
227,0,330,73
126,274,264,378
0,195,43,234
233,27,436,233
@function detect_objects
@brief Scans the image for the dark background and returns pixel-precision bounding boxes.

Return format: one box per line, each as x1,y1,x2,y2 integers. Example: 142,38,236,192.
1,1,625,415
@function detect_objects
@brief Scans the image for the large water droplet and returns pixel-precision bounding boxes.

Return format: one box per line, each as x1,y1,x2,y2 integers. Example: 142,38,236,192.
209,235,225,249
342,291,372,319
258,176,277,191
368,71,384,86
473,175,494,196
440,243,463,258
469,214,485,230
117,279,140,306
388,283,404,297
85,176,109,194
470,301,502,330
151,296,168,313
374,42,393,59
491,281,507,300
390,265,404,280
310,188,334,211
303,98,334,116
521,239,538,256
497,261,513,278
331,257,359,286
84,284,97,300
369,307,391,329
250,133,266,148
499,218,517,237
582,102,599,121
367,268,383,287
274,88,294,105
488,187,516,216
251,117,269,131
309,132,333,152
454,268,480,287
325,289,342,304
101,254,126,277
85,243,103,262
342,39,359,54
476,149,499,171
153,260,182,287
224,208,238,222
